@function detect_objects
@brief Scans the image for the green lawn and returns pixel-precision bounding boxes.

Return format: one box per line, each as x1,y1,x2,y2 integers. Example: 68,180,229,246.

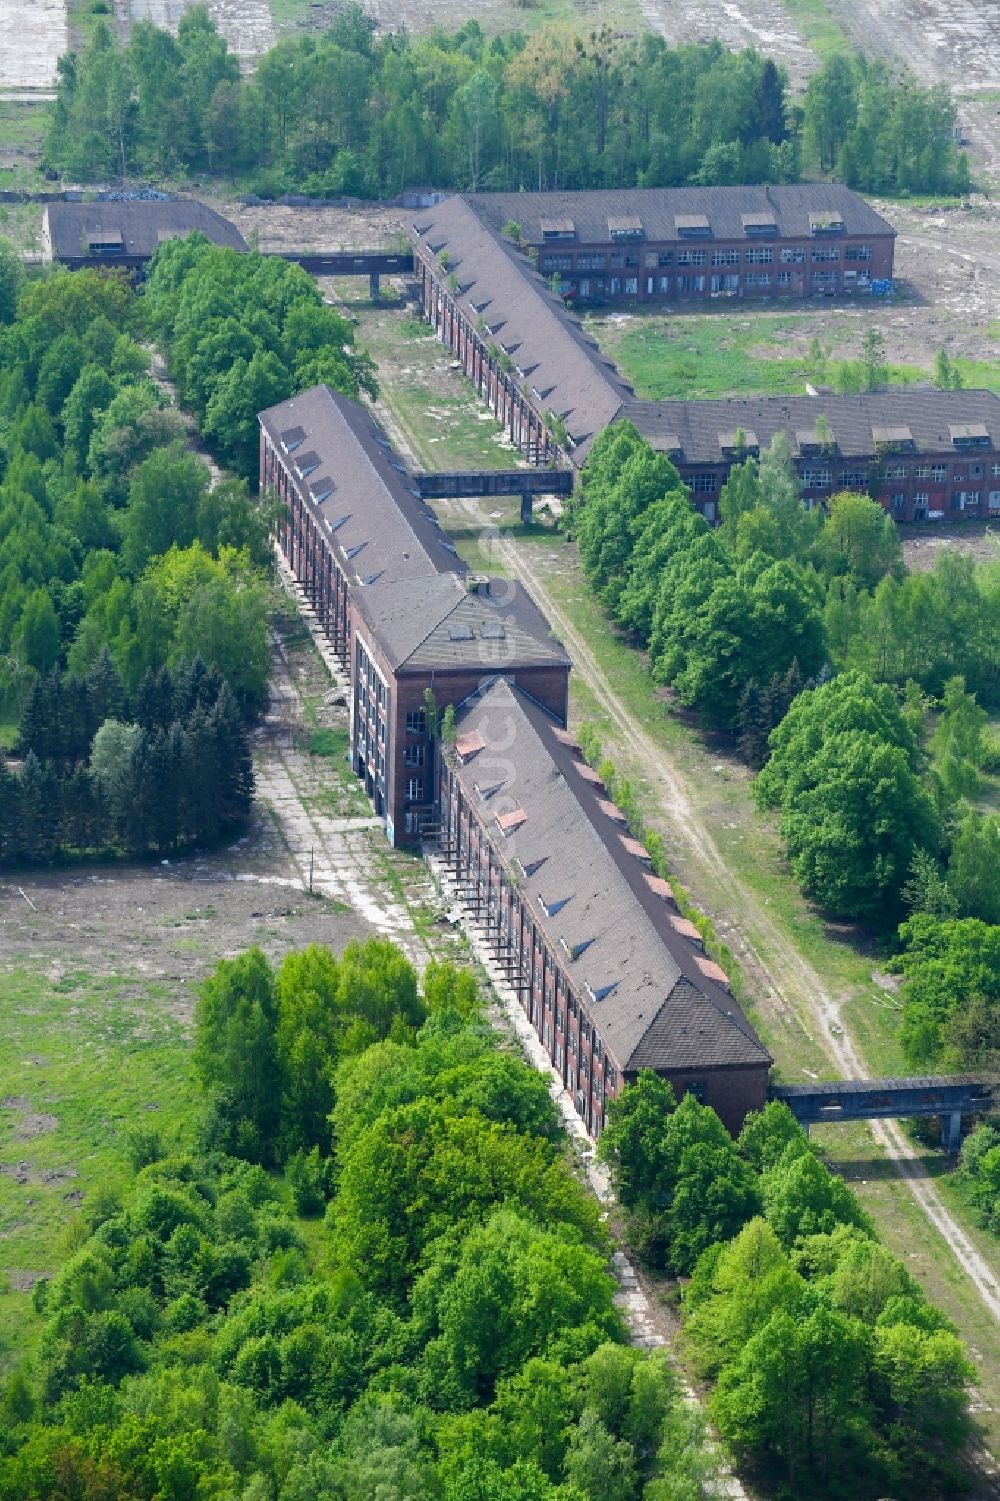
587,308,998,402
782,0,852,59
0,967,197,1364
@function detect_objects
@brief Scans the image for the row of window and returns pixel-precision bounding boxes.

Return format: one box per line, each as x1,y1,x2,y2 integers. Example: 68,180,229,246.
542,243,875,273
801,462,997,488
566,266,874,299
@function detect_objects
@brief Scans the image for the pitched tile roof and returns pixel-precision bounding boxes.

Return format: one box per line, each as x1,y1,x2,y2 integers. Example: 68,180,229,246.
259,385,460,585
45,198,247,259
625,389,1000,465
352,573,570,673
449,679,770,1076
410,197,627,463
466,184,895,247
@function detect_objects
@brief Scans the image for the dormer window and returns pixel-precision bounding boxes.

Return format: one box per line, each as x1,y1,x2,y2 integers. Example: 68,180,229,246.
540,216,576,241
719,429,759,458
586,980,618,1003
809,211,845,235
496,806,527,835
608,214,643,241
950,423,990,449
516,855,547,879
742,212,777,237
455,730,486,762
540,894,571,917
675,214,711,238
279,426,306,454
294,451,320,479
871,425,914,453
560,935,595,960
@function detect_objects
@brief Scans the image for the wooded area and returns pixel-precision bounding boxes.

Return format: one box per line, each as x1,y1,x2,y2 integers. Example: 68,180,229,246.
0,226,377,865
41,6,970,197
0,946,716,1501
599,1074,972,1496
573,424,1000,1083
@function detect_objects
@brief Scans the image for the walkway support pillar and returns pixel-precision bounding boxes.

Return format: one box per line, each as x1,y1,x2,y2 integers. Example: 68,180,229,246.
369,272,380,300
942,1110,963,1155
520,491,532,525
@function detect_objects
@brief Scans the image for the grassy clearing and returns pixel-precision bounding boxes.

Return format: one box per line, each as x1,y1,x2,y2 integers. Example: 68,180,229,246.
587,309,933,401
781,0,851,59
337,287,517,472
0,200,43,253
0,966,196,1364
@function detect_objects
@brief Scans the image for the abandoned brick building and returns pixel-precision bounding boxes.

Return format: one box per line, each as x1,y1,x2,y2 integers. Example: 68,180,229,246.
629,390,1000,524
42,198,247,272
441,679,771,1135
465,184,895,305
408,191,998,524
259,383,771,1134
260,386,570,845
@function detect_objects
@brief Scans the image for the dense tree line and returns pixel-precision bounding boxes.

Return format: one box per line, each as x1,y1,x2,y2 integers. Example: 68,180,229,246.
0,946,713,1500
0,256,274,719
43,7,970,198
574,423,1000,929
804,53,970,196
599,1073,973,1496
0,657,253,864
142,236,377,478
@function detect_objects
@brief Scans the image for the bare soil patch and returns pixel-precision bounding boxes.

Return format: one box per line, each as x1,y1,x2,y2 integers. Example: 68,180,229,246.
13,1114,58,1141
637,0,815,85
901,520,1000,572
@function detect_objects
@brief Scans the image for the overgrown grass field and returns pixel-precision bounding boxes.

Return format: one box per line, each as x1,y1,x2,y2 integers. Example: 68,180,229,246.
0,966,196,1362
587,309,935,400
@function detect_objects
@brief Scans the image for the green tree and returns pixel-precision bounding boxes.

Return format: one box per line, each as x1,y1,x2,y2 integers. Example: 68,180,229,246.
194,948,282,1162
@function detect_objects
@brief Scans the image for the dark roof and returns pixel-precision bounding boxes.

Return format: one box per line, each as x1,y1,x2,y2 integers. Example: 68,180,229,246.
352,573,570,674
466,184,895,247
45,198,247,259
411,197,627,463
449,679,770,1075
259,386,461,585
625,390,1000,464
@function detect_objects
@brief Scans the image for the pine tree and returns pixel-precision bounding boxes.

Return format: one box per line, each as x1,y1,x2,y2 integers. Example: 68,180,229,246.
86,647,127,731
59,673,93,764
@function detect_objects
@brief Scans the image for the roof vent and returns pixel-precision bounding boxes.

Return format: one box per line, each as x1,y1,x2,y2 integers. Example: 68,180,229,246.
560,935,595,960
479,620,506,640
448,622,474,642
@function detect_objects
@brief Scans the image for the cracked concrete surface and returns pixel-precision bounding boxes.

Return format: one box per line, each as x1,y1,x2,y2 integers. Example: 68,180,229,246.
0,0,67,91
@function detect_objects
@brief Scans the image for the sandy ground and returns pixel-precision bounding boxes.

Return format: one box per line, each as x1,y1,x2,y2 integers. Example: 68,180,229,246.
0,0,67,92
900,520,1000,572
635,0,815,85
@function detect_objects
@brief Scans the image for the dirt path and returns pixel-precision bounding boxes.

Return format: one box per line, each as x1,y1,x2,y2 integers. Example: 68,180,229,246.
373,376,1000,1327
502,524,1000,1325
